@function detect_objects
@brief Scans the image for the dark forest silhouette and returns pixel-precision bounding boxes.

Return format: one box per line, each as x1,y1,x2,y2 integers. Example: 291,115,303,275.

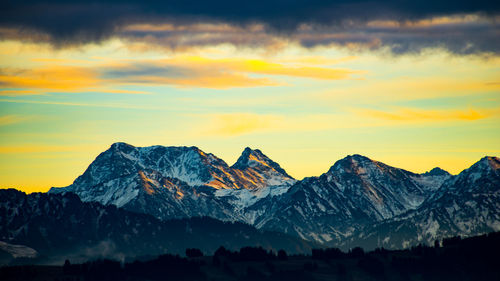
1,231,499,281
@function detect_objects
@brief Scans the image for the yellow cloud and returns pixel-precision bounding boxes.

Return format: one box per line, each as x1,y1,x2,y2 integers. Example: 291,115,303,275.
318,76,500,103
239,60,355,80
90,89,151,95
0,39,361,92
195,107,500,138
356,107,499,122
0,66,98,91
0,144,101,154
166,56,360,80
201,113,282,136
277,56,358,66
1,56,350,93
99,56,359,89
196,112,384,137
116,72,278,89
0,115,31,126
0,90,45,97
0,98,156,109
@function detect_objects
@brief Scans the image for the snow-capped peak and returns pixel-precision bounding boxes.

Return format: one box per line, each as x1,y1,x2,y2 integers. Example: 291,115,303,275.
49,143,297,210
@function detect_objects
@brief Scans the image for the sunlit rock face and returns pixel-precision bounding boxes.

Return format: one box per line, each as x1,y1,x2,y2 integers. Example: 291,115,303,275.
49,143,295,223
232,147,296,188
57,142,290,192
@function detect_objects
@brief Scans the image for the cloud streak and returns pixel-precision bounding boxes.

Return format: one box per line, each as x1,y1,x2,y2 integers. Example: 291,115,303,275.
197,106,500,138
100,56,362,88
355,107,500,122
0,66,98,91
0,115,31,126
0,56,360,93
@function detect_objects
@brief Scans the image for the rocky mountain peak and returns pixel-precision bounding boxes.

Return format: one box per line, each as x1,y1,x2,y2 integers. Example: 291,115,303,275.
426,156,500,202
327,154,375,174
484,156,500,170
457,156,500,179
110,141,135,150
422,167,450,177
232,147,293,179
233,147,269,168
49,143,298,213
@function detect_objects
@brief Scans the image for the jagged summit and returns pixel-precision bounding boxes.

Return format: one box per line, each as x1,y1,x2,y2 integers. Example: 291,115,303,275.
67,142,229,189
422,167,450,176
327,154,378,174
480,156,500,170
259,153,442,243
49,143,297,219
232,147,264,169
109,142,208,160
348,155,500,249
232,147,293,179
455,156,500,174
338,154,372,162
346,154,372,161
110,141,133,149
434,155,500,196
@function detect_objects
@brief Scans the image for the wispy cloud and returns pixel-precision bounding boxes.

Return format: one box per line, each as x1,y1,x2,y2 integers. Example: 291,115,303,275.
196,112,386,137
0,115,31,126
0,62,273,93
0,144,101,154
0,66,99,91
0,90,46,97
355,107,500,122
195,106,500,138
0,99,159,110
0,54,360,95
173,56,361,80
100,56,360,89
201,113,281,136
317,76,500,103
102,61,279,89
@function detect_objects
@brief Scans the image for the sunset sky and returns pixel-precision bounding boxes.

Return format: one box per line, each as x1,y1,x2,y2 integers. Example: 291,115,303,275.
1,0,499,193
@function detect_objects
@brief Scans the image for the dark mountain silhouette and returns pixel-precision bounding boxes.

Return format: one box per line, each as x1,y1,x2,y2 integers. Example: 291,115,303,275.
0,189,315,264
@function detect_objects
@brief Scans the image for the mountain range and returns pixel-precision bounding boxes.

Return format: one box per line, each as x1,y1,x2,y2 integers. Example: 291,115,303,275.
1,142,499,262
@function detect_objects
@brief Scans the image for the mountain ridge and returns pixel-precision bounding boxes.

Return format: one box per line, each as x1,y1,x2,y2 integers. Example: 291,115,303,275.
341,156,500,250
44,142,499,248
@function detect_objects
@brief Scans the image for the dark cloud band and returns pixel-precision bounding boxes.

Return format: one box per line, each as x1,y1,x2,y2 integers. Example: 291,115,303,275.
1,0,499,54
